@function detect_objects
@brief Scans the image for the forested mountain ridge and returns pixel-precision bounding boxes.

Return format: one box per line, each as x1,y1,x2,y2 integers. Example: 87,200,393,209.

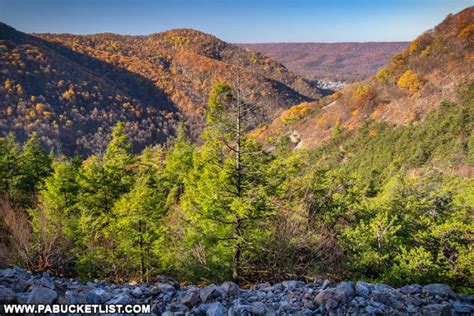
0,24,322,155
238,42,409,82
255,6,474,151
0,23,179,155
38,28,323,109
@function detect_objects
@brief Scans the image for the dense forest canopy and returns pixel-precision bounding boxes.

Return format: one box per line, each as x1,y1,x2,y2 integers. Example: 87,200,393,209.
1,79,473,293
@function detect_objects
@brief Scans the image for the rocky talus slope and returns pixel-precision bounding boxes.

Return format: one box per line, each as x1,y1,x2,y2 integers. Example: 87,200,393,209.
0,267,473,315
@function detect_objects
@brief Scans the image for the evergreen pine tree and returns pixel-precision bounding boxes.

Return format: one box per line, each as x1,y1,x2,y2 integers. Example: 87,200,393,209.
0,133,21,201
29,157,80,271
181,82,274,281
76,122,136,278
16,132,51,205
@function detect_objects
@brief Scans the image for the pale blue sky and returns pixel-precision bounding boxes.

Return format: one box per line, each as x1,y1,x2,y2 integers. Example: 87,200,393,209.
0,0,472,42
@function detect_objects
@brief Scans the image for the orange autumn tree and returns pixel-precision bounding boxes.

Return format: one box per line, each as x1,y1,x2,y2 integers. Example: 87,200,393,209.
398,70,423,92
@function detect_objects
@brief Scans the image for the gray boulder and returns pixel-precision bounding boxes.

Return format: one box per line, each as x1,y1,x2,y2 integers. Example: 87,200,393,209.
230,304,253,315
336,281,355,297
0,285,16,303
158,283,176,293
84,291,102,304
200,284,223,303
106,294,133,305
399,284,422,295
423,284,456,298
282,280,303,289
355,281,371,297
453,301,473,313
321,279,331,289
459,293,474,304
15,292,30,304
372,283,396,305
315,288,346,310
206,302,227,316
350,296,366,307
252,282,271,290
131,286,143,298
221,281,240,298
2,268,15,278
152,302,167,314
373,283,395,294
11,278,29,293
40,272,55,290
302,298,316,309
249,302,267,315
90,288,110,303
365,301,388,315
421,303,451,316
65,290,85,304
27,286,58,304
181,290,200,308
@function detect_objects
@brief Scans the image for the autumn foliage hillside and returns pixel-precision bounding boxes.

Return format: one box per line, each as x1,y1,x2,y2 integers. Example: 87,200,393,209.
37,29,322,135
257,7,474,150
0,26,322,154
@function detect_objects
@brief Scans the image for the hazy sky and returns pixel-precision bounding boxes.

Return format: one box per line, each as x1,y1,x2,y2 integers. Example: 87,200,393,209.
0,0,472,42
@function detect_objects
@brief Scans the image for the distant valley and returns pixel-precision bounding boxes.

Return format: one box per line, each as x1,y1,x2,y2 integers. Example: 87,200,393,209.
254,8,473,150
238,42,409,82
